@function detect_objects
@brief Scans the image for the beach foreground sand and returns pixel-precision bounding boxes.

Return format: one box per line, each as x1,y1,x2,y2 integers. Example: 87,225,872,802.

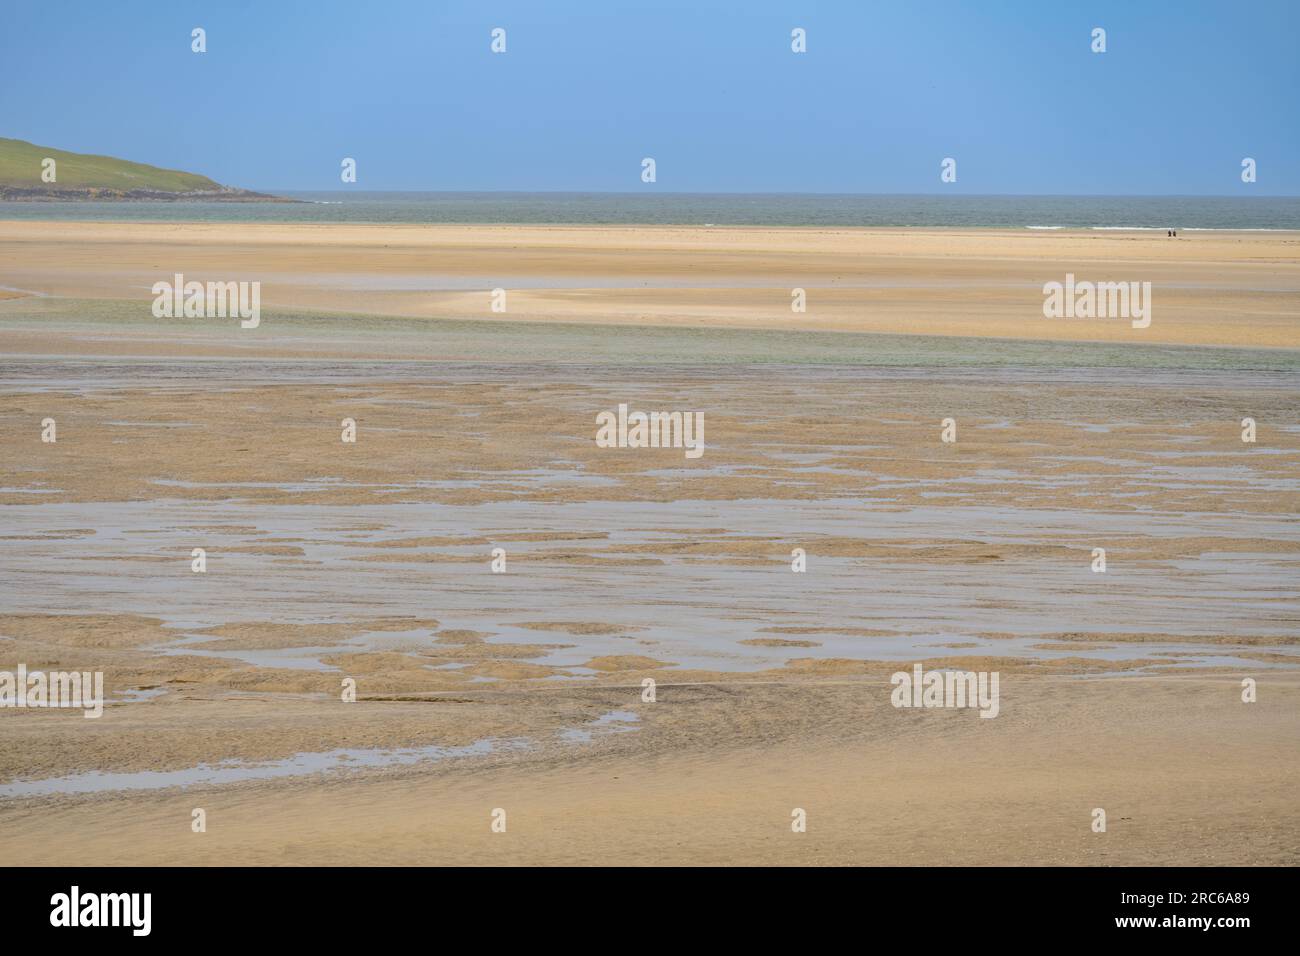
4,674,1296,866
1,357,1296,864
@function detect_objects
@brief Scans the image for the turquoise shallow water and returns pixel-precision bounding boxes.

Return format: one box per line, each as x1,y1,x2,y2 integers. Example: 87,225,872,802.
3,192,1299,229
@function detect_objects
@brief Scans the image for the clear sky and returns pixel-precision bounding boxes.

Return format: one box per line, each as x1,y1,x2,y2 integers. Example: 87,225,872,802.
2,0,1296,194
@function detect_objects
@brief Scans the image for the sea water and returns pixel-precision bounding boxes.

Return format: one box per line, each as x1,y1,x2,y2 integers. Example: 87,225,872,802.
2,192,1298,229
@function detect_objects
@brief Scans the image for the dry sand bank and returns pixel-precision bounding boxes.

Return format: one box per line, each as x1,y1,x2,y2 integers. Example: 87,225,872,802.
1,221,1297,349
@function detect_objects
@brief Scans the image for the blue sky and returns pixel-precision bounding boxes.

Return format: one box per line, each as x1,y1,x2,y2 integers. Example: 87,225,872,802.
2,0,1296,194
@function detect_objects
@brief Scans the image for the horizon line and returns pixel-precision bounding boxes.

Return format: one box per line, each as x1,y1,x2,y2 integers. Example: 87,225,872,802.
245,189,1300,199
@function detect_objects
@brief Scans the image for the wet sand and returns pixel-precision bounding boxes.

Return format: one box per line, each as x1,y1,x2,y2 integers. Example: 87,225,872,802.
1,361,1296,863
1,364,1297,682
0,224,1297,865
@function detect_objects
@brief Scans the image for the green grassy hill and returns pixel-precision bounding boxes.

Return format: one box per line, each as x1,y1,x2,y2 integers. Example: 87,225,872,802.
0,137,222,191
0,137,286,200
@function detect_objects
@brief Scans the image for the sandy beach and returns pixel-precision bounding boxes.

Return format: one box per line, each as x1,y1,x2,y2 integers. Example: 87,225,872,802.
1,222,1297,865
5,674,1297,866
1,221,1298,351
